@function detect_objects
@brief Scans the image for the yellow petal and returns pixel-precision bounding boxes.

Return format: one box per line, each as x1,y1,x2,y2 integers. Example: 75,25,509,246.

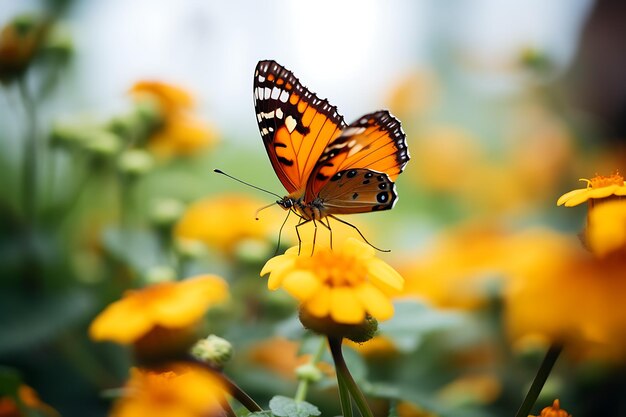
330,287,364,324
355,283,395,321
282,271,321,301
365,258,404,293
556,188,587,206
89,299,153,343
341,238,375,259
260,254,290,276
305,285,331,317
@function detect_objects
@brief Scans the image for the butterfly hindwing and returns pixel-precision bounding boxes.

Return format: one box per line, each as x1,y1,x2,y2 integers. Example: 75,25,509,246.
304,110,409,201
318,168,397,214
254,60,346,194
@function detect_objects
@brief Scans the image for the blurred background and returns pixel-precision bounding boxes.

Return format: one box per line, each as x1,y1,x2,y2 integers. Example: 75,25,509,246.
2,0,626,416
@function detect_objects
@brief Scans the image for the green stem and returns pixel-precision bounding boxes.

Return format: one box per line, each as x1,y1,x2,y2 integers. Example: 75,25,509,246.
188,357,262,413
336,367,354,417
18,77,38,224
294,337,327,402
328,337,373,417
514,343,563,417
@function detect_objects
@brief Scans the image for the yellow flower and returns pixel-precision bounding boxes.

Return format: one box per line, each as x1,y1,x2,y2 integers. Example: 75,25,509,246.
260,238,404,325
530,399,571,417
396,401,438,417
0,15,48,82
0,385,58,417
89,275,228,344
557,172,626,207
130,81,217,157
111,365,225,417
175,194,283,256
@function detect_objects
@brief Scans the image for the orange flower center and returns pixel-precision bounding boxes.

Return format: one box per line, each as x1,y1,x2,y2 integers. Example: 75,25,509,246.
296,251,366,287
588,172,624,189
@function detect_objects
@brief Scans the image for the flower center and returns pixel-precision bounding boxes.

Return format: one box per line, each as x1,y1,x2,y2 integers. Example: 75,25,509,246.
586,172,624,189
297,251,366,287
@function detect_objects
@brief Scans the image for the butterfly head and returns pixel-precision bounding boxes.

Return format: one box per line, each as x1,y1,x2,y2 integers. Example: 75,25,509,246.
277,196,297,211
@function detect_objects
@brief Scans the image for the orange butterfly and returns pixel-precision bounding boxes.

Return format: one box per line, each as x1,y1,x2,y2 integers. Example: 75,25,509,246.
254,60,409,250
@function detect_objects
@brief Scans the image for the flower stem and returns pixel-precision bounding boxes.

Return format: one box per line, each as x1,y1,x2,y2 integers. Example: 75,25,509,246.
514,343,563,417
294,337,327,402
328,336,373,417
189,357,262,412
18,77,38,225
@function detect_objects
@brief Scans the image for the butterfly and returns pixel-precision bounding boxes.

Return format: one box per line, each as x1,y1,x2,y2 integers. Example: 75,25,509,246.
253,60,410,251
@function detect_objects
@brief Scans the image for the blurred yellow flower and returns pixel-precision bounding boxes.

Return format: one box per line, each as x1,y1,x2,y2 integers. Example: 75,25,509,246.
530,399,571,417
386,70,438,120
0,385,58,417
438,374,501,405
505,233,626,361
586,199,626,258
346,335,397,358
261,238,404,325
399,225,545,310
175,194,282,256
557,173,626,207
130,81,217,157
89,275,228,344
111,365,225,417
396,401,438,417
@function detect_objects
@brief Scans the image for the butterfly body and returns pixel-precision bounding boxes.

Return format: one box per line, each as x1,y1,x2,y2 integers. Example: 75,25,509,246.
254,60,409,239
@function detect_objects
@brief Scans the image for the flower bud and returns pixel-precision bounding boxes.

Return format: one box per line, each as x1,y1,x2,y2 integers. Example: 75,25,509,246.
144,266,176,284
191,335,233,369
150,198,185,227
118,149,154,175
295,363,323,383
299,309,378,343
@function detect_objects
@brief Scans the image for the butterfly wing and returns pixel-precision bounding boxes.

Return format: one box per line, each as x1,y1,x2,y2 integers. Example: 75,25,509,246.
254,60,347,195
304,110,409,201
318,168,397,214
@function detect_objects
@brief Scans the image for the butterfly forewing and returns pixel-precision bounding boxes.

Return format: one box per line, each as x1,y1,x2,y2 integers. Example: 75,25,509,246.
254,60,346,195
304,110,409,201
318,169,397,214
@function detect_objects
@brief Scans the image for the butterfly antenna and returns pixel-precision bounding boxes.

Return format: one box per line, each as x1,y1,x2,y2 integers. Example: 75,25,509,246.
328,215,391,253
213,169,283,199
255,202,277,220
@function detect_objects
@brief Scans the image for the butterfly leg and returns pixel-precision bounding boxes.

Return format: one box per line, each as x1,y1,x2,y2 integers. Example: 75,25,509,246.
328,215,390,253
311,219,318,256
320,217,333,250
295,217,312,256
274,210,292,256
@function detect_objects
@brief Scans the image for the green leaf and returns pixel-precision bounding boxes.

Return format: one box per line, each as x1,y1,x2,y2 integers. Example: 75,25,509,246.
0,366,22,396
0,289,94,354
269,395,321,417
245,412,274,417
380,300,464,352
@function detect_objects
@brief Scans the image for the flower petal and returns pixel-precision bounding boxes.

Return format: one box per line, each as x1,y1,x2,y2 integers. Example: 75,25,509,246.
282,271,321,301
341,238,375,259
556,188,587,206
355,283,395,321
89,298,153,343
330,287,364,324
365,258,404,293
305,285,331,317
260,254,290,276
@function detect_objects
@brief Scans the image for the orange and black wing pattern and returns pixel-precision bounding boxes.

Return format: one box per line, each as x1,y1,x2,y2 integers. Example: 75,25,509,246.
254,60,347,195
304,110,409,201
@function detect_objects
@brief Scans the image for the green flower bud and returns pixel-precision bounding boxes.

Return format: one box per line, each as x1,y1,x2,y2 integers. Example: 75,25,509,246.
118,149,154,175
299,309,378,343
191,335,233,368
295,363,323,383
144,265,176,284
150,198,185,227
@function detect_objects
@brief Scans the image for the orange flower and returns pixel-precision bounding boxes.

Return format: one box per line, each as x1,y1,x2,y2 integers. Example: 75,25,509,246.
530,399,571,417
110,365,226,417
0,385,58,417
130,81,217,157
89,275,228,344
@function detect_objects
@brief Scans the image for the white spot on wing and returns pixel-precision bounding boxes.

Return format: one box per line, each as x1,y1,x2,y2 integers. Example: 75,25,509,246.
264,87,271,99
280,90,289,103
271,87,281,99
258,75,265,82
276,108,284,119
285,116,297,133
